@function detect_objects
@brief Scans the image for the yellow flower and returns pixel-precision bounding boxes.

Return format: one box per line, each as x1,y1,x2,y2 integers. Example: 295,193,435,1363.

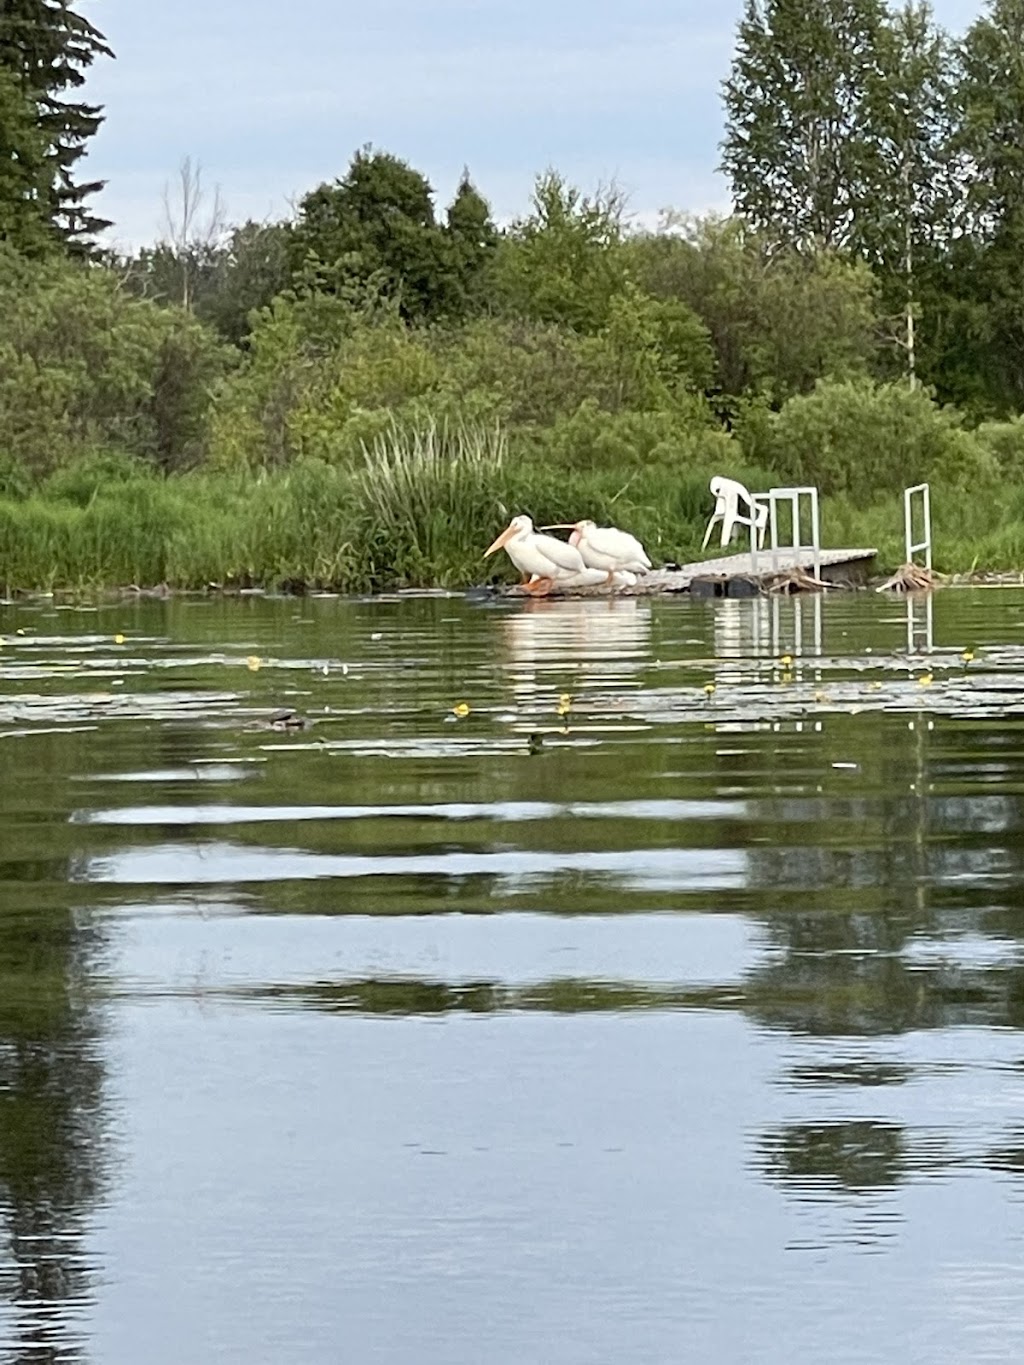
114,633,125,645
452,702,470,718
962,649,975,665
556,693,572,716
918,672,933,687
247,655,261,672
779,653,794,668
703,681,716,698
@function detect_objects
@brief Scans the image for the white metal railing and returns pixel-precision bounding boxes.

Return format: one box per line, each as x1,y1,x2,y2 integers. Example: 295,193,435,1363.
904,483,932,569
747,500,763,575
771,592,824,665
906,592,934,655
758,486,822,581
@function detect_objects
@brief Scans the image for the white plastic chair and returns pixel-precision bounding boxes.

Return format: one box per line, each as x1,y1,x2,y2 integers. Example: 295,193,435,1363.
701,476,769,551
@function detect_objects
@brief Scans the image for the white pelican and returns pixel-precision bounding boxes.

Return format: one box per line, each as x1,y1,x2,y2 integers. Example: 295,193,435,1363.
544,519,652,583
484,515,592,595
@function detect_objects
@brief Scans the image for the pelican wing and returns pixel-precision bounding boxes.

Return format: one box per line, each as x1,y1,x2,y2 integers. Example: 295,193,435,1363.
533,532,585,574
585,525,652,570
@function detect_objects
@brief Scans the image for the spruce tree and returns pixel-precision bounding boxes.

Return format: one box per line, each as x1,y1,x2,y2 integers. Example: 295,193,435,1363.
0,66,52,254
444,171,497,316
0,0,113,250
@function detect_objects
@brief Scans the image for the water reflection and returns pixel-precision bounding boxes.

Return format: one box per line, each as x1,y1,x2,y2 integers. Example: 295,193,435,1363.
0,887,107,1364
711,596,824,664
760,1119,911,1193
500,597,651,704
4,590,1024,1362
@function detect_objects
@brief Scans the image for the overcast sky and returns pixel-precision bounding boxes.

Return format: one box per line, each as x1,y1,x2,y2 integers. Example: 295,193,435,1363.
79,0,988,249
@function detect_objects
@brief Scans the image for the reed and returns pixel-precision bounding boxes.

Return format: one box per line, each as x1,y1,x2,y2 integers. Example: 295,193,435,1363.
351,418,510,585
2,440,1024,591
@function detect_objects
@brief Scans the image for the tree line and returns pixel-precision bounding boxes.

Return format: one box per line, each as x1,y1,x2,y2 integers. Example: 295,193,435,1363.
4,0,1024,566
722,0,1024,414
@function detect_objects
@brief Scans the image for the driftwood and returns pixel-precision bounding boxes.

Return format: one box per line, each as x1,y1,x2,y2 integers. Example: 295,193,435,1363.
875,562,938,593
763,566,832,594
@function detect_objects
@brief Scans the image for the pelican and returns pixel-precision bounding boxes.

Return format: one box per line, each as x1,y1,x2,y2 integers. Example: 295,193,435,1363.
543,519,652,584
484,515,603,595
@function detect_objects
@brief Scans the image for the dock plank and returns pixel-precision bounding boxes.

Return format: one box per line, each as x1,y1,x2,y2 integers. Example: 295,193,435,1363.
644,546,878,592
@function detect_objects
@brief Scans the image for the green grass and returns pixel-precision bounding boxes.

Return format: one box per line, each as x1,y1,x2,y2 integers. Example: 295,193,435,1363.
1,435,1022,592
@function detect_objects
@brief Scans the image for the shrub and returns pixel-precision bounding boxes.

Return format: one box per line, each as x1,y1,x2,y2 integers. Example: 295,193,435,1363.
742,379,999,500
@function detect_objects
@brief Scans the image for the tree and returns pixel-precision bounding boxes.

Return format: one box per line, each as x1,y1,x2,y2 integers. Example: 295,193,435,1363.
0,0,113,250
721,0,963,392
444,170,498,316
628,215,879,403
954,0,1024,410
490,170,630,333
158,156,227,311
0,66,52,254
0,245,232,475
862,3,959,387
721,0,889,253
290,148,476,324
200,220,293,344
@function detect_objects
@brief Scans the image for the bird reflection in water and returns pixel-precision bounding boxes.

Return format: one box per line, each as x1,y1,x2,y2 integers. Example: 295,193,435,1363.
500,597,652,732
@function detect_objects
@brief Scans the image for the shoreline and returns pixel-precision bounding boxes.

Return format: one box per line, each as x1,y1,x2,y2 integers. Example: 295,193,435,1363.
4,568,1024,606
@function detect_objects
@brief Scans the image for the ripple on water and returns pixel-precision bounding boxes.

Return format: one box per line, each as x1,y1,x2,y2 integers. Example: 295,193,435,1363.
3,588,1024,1365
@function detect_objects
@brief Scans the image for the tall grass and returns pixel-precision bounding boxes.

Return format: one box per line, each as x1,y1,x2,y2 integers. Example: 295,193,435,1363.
351,418,509,585
1,433,1024,591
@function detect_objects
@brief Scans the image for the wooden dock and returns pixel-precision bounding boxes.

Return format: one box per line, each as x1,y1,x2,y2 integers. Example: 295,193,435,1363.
643,546,879,594
499,546,879,598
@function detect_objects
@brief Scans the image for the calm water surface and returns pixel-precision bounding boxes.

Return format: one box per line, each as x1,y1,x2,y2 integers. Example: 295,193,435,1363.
3,587,1024,1363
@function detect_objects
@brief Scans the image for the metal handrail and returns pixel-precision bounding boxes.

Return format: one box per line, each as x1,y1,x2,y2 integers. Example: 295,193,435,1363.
763,486,822,581
904,483,932,569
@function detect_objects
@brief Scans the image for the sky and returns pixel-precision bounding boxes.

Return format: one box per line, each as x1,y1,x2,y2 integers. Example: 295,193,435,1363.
79,0,987,250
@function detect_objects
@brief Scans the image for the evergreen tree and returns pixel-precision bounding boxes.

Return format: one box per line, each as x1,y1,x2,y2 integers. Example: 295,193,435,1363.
291,149,496,325
0,66,52,254
0,0,112,250
444,171,497,316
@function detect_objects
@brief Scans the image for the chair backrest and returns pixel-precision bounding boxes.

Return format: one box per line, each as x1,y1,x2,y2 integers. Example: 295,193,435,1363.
709,475,756,512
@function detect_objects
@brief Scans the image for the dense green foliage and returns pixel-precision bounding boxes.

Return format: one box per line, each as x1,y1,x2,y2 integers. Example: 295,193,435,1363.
0,0,112,250
720,0,1024,411
7,6,1024,588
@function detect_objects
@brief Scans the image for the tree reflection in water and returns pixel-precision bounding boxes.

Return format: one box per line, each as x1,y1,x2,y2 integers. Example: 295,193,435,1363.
0,728,109,1365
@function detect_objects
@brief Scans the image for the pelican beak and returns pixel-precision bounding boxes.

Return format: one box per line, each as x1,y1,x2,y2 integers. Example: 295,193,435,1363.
538,523,578,531
484,524,515,557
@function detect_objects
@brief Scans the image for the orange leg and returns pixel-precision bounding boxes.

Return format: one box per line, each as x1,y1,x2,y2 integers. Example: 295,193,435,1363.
524,576,554,597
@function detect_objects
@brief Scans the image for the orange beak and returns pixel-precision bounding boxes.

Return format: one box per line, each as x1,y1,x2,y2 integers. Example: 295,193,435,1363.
484,523,516,557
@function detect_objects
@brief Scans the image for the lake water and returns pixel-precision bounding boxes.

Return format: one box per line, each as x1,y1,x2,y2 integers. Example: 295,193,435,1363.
3,586,1024,1364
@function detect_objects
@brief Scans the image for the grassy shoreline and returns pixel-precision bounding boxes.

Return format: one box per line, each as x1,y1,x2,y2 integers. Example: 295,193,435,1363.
2,453,1024,596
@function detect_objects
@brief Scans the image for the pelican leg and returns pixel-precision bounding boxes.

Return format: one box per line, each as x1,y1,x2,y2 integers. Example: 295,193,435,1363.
604,570,615,587
524,576,554,597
